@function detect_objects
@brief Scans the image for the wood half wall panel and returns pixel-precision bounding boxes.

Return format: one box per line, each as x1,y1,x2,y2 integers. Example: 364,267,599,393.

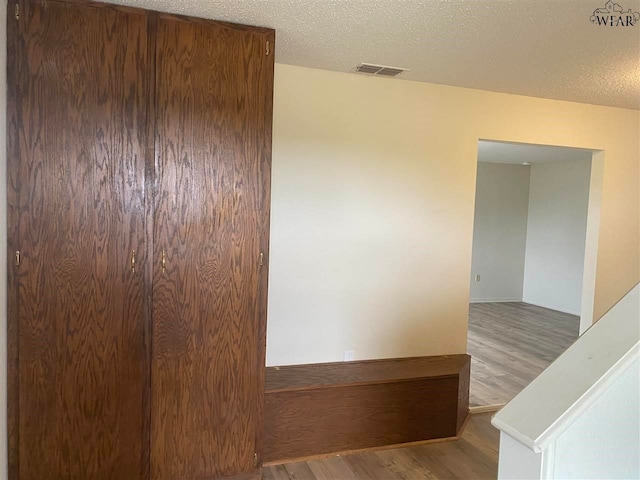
457,358,471,433
264,355,471,464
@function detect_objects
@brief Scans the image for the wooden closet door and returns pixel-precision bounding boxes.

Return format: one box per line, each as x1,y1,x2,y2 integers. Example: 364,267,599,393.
11,2,150,479
151,16,274,480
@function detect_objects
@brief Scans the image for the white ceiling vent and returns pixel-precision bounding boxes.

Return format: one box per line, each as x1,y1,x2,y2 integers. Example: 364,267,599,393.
355,63,408,77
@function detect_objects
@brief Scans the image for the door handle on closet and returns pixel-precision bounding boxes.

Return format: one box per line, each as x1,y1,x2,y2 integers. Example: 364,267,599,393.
131,250,136,273
161,249,166,273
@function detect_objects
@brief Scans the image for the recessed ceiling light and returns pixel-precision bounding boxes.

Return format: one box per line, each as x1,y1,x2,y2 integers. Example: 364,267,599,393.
522,162,531,165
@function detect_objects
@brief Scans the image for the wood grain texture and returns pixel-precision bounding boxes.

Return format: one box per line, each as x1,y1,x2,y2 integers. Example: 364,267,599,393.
457,358,470,433
266,355,470,392
263,413,499,480
264,356,470,464
7,2,22,479
151,15,274,480
468,302,579,407
265,379,459,464
254,25,275,473
14,1,149,479
141,11,158,480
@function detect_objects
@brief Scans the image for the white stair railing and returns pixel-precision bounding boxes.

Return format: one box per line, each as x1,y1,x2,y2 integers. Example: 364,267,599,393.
491,284,640,480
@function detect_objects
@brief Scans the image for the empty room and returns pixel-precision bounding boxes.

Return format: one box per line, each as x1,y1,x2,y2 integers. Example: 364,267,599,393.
1,1,639,480
468,141,594,409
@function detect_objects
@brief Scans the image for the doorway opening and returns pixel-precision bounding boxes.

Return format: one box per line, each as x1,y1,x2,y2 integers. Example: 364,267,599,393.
467,140,603,409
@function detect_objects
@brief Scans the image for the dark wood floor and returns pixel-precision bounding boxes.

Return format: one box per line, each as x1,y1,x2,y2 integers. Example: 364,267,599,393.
263,413,498,480
468,302,580,407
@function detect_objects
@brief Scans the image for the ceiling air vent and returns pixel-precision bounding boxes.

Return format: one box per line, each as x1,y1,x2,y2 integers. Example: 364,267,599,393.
355,63,408,77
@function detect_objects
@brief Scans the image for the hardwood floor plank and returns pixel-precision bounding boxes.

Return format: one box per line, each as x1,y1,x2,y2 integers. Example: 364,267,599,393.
374,449,438,479
460,412,500,460
451,439,497,476
284,461,318,480
468,302,579,407
417,438,495,480
265,464,292,480
405,444,461,479
306,456,358,480
262,466,277,480
344,452,396,480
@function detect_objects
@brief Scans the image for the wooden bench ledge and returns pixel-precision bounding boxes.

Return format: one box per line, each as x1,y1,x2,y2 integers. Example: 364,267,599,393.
266,354,470,392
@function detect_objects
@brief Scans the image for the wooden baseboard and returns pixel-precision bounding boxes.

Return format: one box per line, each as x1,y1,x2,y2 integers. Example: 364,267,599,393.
263,354,471,464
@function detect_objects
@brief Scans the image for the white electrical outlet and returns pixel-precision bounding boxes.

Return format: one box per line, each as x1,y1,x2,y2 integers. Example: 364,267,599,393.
475,274,481,282
343,350,355,361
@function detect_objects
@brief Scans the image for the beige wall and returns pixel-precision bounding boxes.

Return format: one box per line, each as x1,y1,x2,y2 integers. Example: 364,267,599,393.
523,159,592,316
266,63,639,366
470,162,530,303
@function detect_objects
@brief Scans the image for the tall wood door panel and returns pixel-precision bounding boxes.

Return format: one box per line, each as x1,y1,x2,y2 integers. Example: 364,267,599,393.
11,1,150,479
151,15,274,480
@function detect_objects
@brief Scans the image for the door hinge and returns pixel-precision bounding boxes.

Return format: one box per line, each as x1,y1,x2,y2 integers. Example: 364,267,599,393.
14,4,19,21
265,40,270,56
15,251,20,266
259,252,264,267
254,452,258,466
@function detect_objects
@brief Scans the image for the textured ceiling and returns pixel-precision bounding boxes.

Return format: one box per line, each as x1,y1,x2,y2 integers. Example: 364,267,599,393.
478,140,594,164
107,0,640,109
